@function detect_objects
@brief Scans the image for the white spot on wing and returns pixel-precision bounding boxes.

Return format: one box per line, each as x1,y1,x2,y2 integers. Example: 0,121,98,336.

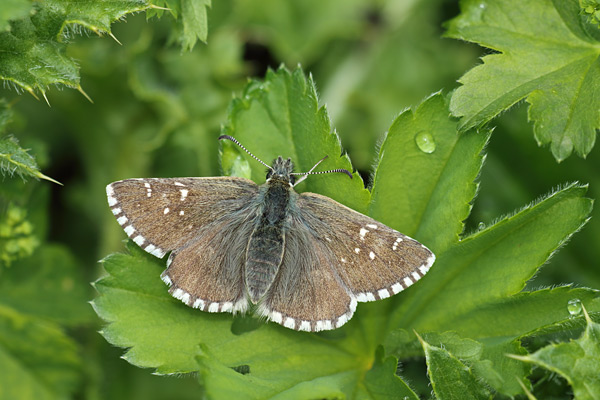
357,292,376,302
336,313,349,328
193,298,205,309
359,228,369,240
284,317,296,329
180,292,191,305
164,207,170,214
366,224,378,229
233,299,248,313
175,182,185,186
221,302,233,313
299,320,311,331
412,271,421,281
124,225,135,236
180,189,189,201
106,184,117,206
349,297,357,312
161,274,172,286
427,254,436,267
391,282,403,294
392,237,403,251
354,248,360,254
146,244,165,258
378,288,390,299
356,293,368,302
270,311,283,324
403,277,414,287
208,302,220,313
179,210,184,216
111,207,122,215
369,251,375,260
117,216,128,225
133,235,145,246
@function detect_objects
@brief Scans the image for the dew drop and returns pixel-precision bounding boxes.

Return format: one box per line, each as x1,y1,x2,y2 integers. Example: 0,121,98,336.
415,132,436,154
567,298,582,316
477,222,486,230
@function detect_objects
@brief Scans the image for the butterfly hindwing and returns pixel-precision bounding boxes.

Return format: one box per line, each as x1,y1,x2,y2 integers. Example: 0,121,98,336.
296,192,435,303
258,221,356,332
162,208,261,314
107,177,259,258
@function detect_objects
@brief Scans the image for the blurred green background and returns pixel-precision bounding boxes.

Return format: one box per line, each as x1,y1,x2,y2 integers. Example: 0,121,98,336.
1,0,598,398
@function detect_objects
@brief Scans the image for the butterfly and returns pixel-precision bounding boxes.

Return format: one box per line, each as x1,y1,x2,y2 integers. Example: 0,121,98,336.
106,135,435,332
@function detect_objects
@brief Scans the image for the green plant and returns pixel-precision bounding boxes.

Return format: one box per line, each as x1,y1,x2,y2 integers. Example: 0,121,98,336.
1,0,598,399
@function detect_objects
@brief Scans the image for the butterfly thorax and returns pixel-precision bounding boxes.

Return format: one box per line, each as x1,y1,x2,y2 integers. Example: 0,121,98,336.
245,156,295,303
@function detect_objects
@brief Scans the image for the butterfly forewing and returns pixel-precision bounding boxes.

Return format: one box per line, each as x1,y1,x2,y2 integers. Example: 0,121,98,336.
296,193,435,302
107,177,259,258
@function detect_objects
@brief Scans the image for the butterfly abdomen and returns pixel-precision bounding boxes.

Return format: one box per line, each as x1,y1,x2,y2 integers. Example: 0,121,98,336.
245,177,291,303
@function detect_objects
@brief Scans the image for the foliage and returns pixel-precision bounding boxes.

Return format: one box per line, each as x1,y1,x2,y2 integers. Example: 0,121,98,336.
0,0,599,399
446,0,600,162
510,306,600,400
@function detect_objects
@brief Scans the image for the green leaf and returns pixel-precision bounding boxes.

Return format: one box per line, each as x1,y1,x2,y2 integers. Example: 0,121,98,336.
150,0,211,50
0,202,39,267
0,0,150,97
392,183,593,332
0,135,60,184
384,182,593,395
417,332,493,399
446,0,600,161
0,244,93,325
420,332,506,391
0,304,82,400
510,307,600,400
221,66,370,213
359,347,420,400
370,92,489,253
447,287,600,339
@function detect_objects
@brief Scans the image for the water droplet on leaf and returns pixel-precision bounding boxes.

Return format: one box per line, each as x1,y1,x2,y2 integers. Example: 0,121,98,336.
415,132,436,154
567,298,582,316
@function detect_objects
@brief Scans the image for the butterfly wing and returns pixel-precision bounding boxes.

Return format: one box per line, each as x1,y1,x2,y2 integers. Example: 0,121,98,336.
296,193,435,303
107,177,260,313
257,222,356,332
258,191,434,332
107,177,259,258
162,207,261,313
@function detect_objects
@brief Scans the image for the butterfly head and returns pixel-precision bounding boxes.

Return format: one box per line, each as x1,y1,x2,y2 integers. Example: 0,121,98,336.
218,135,353,188
267,156,295,185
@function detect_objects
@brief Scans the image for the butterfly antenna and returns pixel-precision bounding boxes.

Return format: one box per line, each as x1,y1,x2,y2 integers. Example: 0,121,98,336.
219,135,272,170
291,155,353,186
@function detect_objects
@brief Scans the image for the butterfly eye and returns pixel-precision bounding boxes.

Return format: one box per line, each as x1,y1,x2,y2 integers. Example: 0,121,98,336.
266,169,273,180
